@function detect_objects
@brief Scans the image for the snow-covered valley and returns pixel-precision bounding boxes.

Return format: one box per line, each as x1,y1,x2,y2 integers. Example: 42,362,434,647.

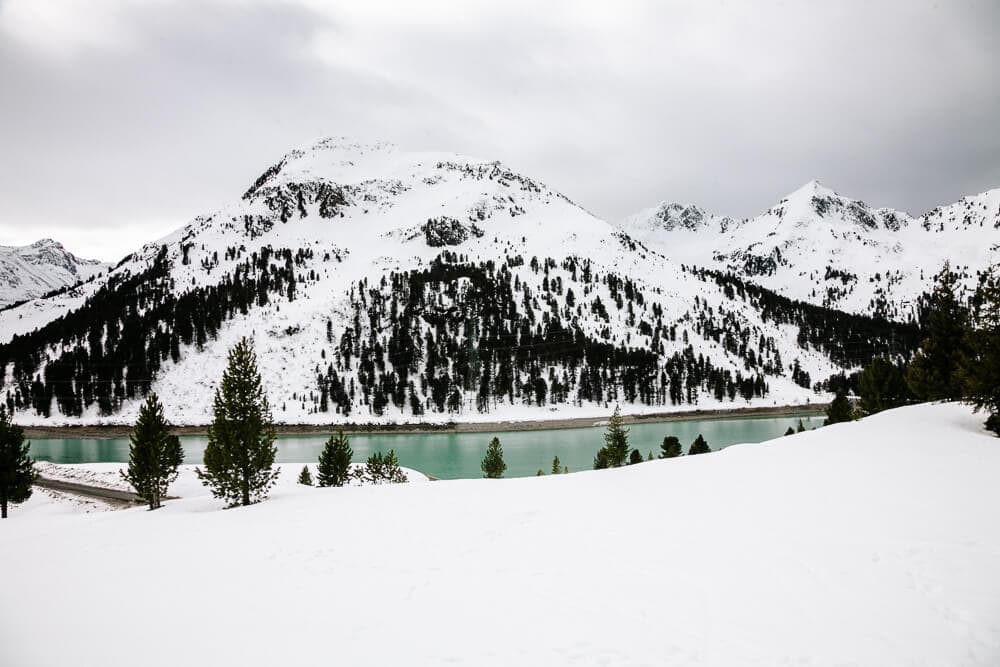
2,402,998,666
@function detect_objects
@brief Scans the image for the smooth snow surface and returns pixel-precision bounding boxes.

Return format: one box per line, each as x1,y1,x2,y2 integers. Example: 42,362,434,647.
2,402,998,666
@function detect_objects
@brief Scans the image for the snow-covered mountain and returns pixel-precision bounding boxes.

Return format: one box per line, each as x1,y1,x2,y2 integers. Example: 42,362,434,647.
0,239,109,308
621,180,1000,321
0,139,918,425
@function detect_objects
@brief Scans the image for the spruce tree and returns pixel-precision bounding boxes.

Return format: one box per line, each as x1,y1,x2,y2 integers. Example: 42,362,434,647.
593,448,610,470
659,435,682,458
551,455,561,475
960,270,1000,435
536,469,545,476
297,466,314,486
907,265,970,400
120,393,184,510
382,449,408,483
628,449,644,465
688,434,711,455
481,437,506,478
784,426,795,436
824,389,855,425
858,357,910,416
796,419,806,433
363,451,385,484
0,407,34,519
317,431,353,487
196,338,279,507
594,404,630,469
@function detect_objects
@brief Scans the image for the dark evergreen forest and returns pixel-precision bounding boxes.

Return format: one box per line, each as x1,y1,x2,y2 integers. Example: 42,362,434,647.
0,246,920,419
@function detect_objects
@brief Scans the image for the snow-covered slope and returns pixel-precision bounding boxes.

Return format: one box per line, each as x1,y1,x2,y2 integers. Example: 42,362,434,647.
622,181,1000,320
0,238,108,308
0,139,916,425
3,402,998,666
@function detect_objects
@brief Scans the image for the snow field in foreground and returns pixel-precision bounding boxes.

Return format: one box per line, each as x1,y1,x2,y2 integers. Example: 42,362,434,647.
1,402,998,666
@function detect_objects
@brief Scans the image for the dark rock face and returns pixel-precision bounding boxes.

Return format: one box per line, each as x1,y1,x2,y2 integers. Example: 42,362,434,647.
422,217,484,247
251,181,350,222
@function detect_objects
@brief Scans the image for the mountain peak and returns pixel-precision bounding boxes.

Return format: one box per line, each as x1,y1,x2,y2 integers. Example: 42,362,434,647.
306,136,396,156
281,136,399,168
244,137,399,199
29,238,65,250
0,239,109,307
784,179,837,202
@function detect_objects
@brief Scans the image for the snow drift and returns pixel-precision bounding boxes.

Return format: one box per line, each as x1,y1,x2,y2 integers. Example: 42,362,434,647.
2,402,998,666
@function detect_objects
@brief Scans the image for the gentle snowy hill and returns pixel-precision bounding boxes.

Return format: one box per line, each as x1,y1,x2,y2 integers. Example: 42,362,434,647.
0,238,108,308
0,139,918,425
622,181,1000,320
2,402,998,666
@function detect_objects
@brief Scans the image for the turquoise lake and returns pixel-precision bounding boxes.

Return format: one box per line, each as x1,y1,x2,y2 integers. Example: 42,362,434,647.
28,414,824,479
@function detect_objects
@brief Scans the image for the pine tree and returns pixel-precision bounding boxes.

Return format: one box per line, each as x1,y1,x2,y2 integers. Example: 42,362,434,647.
196,337,279,507
120,393,184,510
0,407,34,519
317,431,353,487
907,265,970,400
784,426,795,436
363,451,385,484
594,404,630,469
297,466,314,486
382,449,408,483
688,434,710,455
481,437,506,478
646,451,653,461
796,419,806,433
551,455,561,475
593,447,610,469
858,357,910,416
659,435,682,458
536,469,544,476
960,270,1000,435
628,449,644,465
825,389,855,425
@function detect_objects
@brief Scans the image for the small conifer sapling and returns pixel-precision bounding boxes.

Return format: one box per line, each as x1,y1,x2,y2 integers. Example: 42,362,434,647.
317,431,353,487
482,437,506,478
659,435,682,458
688,434,711,455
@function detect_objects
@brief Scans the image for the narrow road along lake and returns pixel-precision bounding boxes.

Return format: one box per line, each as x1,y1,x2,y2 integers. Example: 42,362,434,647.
27,414,824,479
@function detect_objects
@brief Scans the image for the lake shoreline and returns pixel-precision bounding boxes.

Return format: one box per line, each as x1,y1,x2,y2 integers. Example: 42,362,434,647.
20,403,827,439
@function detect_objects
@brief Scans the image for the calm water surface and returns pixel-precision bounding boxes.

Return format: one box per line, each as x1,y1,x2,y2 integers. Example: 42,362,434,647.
28,414,823,479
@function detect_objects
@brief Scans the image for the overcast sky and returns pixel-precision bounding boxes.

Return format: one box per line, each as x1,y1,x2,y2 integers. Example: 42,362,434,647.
1,0,998,261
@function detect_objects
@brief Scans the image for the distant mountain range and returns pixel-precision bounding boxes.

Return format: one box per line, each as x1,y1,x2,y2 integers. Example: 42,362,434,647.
0,239,108,308
0,138,990,425
620,180,1000,321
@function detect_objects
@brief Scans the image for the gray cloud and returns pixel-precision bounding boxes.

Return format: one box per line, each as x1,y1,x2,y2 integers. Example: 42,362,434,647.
1,0,998,260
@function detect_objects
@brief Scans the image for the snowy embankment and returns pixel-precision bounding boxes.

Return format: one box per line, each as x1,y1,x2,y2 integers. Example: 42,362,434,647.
15,461,428,517
2,403,998,666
